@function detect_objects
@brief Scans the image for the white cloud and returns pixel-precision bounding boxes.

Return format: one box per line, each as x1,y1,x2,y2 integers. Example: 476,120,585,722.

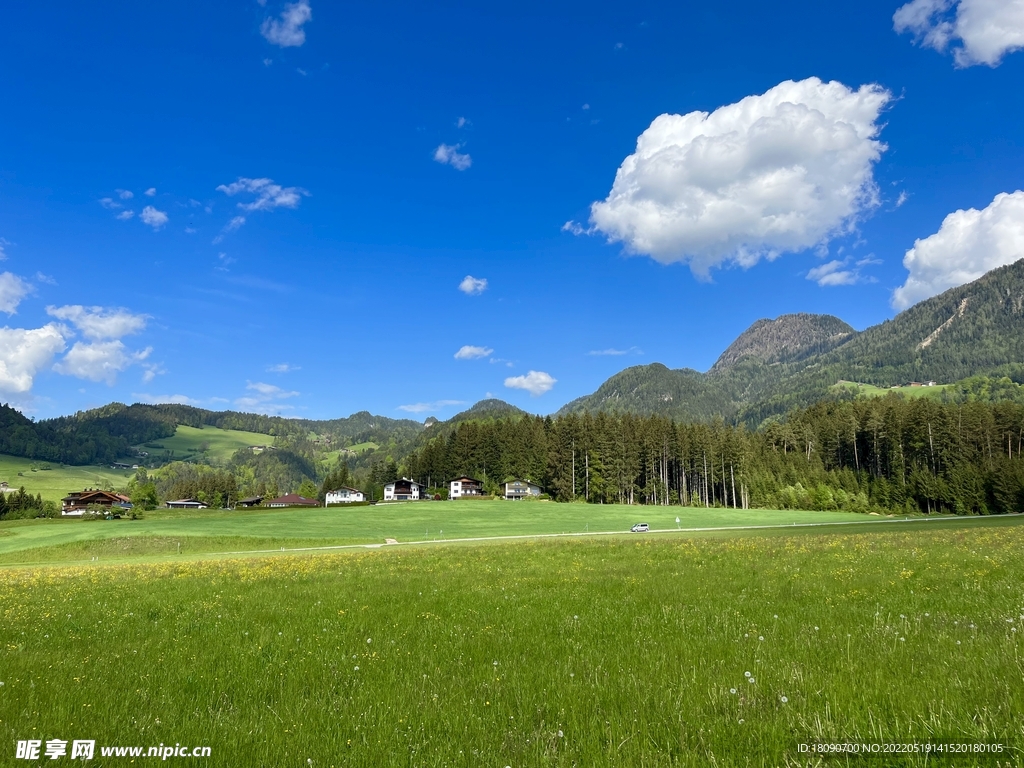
456,116,469,128
216,178,308,211
117,189,134,200
267,362,300,373
144,187,156,196
807,259,860,286
458,275,487,295
454,345,493,360
54,341,152,385
504,370,556,396
892,190,1024,309
587,77,891,276
434,143,472,170
0,324,66,394
234,380,300,413
0,273,31,314
45,305,148,339
224,215,246,232
99,198,121,210
588,346,642,356
132,393,198,405
116,210,135,220
35,272,57,286
140,206,168,229
261,0,312,47
140,363,165,383
397,399,465,413
0,238,9,260
894,0,1024,67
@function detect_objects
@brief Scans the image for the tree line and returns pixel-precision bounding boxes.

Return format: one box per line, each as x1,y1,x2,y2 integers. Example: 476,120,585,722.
402,397,1024,514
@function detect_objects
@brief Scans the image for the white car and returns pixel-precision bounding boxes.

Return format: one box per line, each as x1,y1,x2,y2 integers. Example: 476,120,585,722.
630,523,649,533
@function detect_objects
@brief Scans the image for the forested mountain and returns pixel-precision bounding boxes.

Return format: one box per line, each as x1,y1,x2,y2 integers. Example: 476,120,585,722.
563,259,1024,425
0,402,423,466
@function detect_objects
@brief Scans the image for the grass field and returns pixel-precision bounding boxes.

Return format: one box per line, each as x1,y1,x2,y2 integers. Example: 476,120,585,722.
834,380,951,400
1,518,1022,766
0,502,879,565
0,454,134,504
138,425,274,464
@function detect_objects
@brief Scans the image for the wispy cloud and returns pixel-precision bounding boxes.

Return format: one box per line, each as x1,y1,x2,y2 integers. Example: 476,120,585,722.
397,399,465,413
454,345,493,360
434,143,472,170
132,392,199,405
116,189,134,200
267,362,300,373
234,380,300,414
46,305,149,339
116,210,135,221
588,346,642,356
0,272,32,314
458,275,487,295
261,0,312,47
806,257,877,287
216,178,308,211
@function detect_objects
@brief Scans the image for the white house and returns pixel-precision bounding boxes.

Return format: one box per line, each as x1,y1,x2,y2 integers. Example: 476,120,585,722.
326,486,365,505
383,478,423,501
503,478,542,500
449,476,483,499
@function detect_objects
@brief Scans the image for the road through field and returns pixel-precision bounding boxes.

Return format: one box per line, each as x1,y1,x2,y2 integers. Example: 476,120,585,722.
211,511,1024,556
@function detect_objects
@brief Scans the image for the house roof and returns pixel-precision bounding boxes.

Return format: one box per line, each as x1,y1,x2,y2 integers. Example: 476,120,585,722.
327,486,363,494
504,478,541,488
385,478,421,487
266,493,318,505
167,498,206,505
452,476,482,484
62,489,130,504
237,496,263,504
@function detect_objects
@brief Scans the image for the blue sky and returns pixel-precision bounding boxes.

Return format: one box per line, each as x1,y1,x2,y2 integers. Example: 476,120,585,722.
2,0,1023,420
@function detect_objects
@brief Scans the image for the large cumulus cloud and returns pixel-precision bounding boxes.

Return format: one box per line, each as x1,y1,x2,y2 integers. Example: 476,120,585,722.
584,78,892,276
892,191,1024,309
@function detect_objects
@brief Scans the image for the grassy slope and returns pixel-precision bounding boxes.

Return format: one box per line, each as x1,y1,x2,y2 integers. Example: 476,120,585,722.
834,381,952,400
0,454,134,503
140,424,273,463
0,502,870,564
1,520,1022,766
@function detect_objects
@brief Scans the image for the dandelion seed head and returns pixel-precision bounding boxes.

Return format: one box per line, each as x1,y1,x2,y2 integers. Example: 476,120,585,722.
758,636,764,641
744,671,751,677
367,638,372,644
354,665,359,671
780,695,788,703
748,677,756,684
730,688,737,694
558,730,564,738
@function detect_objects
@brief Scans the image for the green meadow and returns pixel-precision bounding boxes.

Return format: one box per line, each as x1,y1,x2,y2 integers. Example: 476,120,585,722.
1,518,1022,766
833,380,952,400
0,502,885,565
138,425,274,464
0,455,134,504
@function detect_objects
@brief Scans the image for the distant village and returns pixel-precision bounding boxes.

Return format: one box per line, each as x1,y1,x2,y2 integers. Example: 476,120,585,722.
57,476,543,516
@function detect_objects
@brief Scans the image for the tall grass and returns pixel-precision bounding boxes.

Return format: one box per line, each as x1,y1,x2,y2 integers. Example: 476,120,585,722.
1,526,1022,765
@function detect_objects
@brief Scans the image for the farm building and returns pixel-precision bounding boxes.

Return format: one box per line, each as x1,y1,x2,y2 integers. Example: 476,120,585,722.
236,496,264,507
325,486,365,504
449,476,483,498
166,498,209,509
266,493,319,508
503,478,542,500
383,478,423,501
61,489,133,516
